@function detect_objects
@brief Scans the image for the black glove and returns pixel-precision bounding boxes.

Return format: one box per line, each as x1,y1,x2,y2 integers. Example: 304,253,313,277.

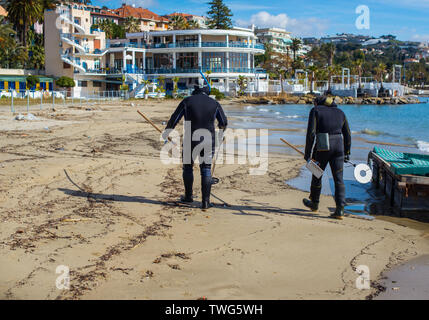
344,155,350,163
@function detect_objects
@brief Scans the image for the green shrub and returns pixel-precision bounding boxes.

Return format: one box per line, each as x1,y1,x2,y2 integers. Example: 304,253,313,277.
210,87,225,100
26,75,40,90
56,76,75,89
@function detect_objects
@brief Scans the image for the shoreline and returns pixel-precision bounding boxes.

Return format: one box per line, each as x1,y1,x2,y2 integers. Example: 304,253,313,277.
0,99,429,299
234,94,422,106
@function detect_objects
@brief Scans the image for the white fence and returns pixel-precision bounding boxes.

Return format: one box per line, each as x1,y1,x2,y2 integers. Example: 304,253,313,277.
0,90,129,113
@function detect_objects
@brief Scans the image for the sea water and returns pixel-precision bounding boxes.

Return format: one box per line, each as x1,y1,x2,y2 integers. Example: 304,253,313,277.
226,98,429,218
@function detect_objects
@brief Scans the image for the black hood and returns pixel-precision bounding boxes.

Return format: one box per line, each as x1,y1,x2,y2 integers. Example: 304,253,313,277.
314,96,336,107
192,85,211,96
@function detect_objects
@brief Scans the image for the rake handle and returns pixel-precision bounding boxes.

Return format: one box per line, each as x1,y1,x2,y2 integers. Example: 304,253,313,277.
280,138,305,157
137,110,174,144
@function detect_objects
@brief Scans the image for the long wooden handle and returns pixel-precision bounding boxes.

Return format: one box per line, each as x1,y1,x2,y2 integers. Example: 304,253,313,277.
137,110,176,145
137,110,163,134
280,138,305,156
211,135,226,176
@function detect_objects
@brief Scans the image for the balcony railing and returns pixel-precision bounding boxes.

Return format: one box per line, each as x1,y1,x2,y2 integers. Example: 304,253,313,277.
112,67,267,75
61,33,90,53
106,42,265,50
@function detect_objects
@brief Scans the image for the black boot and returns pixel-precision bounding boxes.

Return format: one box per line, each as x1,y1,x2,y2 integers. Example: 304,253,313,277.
181,166,194,203
303,198,319,212
201,175,213,210
330,206,344,220
180,195,193,203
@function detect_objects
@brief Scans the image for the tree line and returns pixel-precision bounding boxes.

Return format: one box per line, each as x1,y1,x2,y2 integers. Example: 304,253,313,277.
256,39,429,90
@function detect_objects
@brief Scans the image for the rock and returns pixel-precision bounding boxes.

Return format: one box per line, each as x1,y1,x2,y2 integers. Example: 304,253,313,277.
334,96,343,104
14,114,25,121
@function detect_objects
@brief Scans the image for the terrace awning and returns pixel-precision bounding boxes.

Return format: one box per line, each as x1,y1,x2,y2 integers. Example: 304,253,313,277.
0,75,54,82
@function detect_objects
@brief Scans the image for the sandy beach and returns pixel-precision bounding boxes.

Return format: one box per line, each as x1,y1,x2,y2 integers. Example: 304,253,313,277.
1,99,428,300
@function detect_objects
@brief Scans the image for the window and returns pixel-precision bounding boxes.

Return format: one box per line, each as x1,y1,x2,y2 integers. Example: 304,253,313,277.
154,53,173,69
176,52,198,70
229,53,248,69
93,81,102,88
202,52,225,70
78,81,88,87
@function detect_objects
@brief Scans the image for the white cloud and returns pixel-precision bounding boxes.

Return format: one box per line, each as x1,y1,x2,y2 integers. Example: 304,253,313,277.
236,11,329,37
412,34,429,43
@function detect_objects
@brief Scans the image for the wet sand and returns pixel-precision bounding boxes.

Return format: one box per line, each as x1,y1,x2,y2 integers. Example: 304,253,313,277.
0,100,429,299
375,255,429,299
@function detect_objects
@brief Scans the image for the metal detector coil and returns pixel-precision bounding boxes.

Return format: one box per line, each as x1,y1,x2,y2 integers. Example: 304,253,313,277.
280,138,324,178
306,160,324,179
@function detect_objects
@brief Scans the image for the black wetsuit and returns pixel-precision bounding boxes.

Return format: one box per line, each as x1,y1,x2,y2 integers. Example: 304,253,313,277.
304,103,351,208
165,86,228,204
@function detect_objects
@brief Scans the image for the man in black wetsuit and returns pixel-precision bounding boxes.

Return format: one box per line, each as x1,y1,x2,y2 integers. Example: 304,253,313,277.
163,85,228,210
303,96,352,219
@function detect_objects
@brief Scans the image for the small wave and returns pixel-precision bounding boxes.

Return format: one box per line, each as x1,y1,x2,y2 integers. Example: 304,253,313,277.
245,106,255,110
284,115,300,119
417,140,429,153
275,112,281,115
259,108,269,112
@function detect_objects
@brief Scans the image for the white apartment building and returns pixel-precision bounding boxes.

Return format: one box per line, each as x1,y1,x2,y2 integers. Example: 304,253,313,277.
44,5,266,97
44,5,108,96
254,27,292,54
106,29,266,93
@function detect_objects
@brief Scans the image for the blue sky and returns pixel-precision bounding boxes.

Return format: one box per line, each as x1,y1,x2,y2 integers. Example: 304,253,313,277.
93,0,429,41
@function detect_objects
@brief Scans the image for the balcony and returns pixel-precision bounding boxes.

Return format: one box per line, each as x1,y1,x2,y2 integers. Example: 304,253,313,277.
61,54,86,73
106,42,265,50
61,33,90,53
118,67,266,75
59,14,86,34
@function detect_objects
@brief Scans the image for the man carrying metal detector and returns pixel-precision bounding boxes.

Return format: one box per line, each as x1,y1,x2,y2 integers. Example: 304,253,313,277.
162,72,228,210
302,96,352,220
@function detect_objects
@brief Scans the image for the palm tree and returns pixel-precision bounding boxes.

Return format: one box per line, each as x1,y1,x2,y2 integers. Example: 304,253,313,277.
322,42,336,66
307,65,318,93
353,58,364,89
6,0,42,46
96,20,114,39
290,38,301,62
40,0,59,13
375,62,387,89
172,76,179,97
187,19,199,30
124,16,140,33
0,16,15,45
237,75,247,96
306,47,321,65
327,64,341,93
169,15,188,30
0,41,27,68
316,68,328,92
